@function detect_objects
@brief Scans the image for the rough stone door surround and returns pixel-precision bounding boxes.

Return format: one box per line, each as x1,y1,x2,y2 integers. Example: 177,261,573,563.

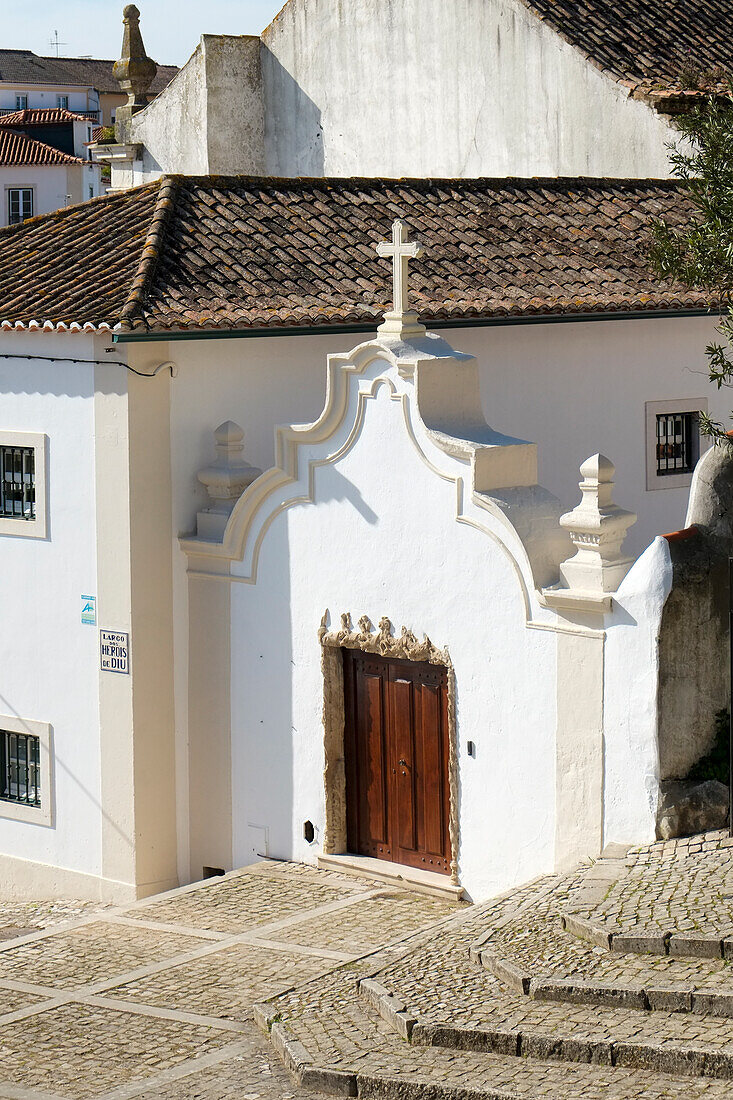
318,611,460,885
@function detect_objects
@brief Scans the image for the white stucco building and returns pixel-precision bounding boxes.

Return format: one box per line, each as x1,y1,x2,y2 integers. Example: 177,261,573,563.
0,118,102,227
0,174,727,903
95,0,731,188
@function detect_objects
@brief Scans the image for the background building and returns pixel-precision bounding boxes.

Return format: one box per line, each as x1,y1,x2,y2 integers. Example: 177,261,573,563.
0,49,178,125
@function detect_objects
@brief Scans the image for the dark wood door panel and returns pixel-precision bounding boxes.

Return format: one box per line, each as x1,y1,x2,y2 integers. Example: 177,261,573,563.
343,649,451,875
391,675,417,855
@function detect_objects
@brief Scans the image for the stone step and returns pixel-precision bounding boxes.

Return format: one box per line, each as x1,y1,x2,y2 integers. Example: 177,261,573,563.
470,902,733,1019
259,998,733,1098
561,913,733,960
563,832,733,958
477,944,733,1018
358,969,733,1081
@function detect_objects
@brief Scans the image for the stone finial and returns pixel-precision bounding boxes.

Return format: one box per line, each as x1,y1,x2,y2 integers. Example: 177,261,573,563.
542,454,636,612
113,5,157,108
375,220,426,341
196,421,262,540
112,5,156,144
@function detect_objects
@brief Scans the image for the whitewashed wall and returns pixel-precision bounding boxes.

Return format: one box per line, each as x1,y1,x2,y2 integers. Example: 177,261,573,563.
0,87,99,115
162,314,725,562
124,0,674,184
260,0,673,178
0,332,101,887
0,166,74,227
219,349,557,902
603,537,674,847
131,35,264,184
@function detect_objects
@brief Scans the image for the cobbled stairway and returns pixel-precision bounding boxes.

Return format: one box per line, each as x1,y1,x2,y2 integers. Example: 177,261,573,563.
259,832,733,1097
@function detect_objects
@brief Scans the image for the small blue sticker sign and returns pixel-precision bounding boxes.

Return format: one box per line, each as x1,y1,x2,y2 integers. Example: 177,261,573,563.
100,630,129,674
81,595,96,626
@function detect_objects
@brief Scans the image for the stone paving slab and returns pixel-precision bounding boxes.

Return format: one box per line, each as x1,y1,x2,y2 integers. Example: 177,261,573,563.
0,921,208,991
482,911,733,997
0,1001,237,1098
116,1034,325,1100
253,848,733,1095
0,860,459,1099
104,942,341,1020
0,986,48,1014
125,868,363,935
261,959,733,1098
270,892,462,954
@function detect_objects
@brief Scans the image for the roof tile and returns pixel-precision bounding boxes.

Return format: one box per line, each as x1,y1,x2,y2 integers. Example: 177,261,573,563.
0,128,82,165
0,174,712,332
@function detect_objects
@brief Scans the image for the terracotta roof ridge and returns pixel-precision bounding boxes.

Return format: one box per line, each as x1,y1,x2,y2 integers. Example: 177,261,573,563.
0,107,98,126
0,128,84,165
172,172,681,190
119,176,179,328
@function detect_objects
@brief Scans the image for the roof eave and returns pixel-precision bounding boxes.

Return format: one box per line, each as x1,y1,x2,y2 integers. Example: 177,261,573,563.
109,306,719,343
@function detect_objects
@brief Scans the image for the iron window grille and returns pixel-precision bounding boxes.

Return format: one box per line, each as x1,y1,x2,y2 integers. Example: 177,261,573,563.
7,188,33,226
656,411,698,477
0,445,35,519
0,730,40,807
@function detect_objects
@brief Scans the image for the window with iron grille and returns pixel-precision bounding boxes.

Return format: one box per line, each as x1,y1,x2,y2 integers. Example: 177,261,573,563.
0,730,40,807
0,446,35,520
7,188,33,225
656,411,698,477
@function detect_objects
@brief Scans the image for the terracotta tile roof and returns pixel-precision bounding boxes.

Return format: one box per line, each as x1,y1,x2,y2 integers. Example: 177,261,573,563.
0,175,711,333
0,50,178,95
0,128,82,166
0,183,161,329
520,0,733,102
0,108,97,126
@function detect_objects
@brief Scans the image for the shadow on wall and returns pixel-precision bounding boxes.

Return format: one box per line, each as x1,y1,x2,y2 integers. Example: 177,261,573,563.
261,46,324,176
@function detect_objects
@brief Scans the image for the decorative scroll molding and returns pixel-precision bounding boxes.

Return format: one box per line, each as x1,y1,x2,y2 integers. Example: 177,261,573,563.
318,610,459,886
319,611,450,666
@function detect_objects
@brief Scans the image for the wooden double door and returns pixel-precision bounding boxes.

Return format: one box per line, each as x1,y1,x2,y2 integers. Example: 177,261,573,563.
343,650,452,875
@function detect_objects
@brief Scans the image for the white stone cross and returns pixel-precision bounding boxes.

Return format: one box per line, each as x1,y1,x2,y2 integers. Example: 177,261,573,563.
375,219,426,339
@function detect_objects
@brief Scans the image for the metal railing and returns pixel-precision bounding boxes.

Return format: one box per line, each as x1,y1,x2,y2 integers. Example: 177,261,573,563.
0,731,40,807
656,411,695,476
0,106,101,120
0,446,35,520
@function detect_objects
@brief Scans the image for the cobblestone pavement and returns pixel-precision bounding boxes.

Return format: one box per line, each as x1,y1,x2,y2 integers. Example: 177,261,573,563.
259,836,733,1097
568,831,733,935
0,897,112,939
3,836,733,1098
0,862,461,1099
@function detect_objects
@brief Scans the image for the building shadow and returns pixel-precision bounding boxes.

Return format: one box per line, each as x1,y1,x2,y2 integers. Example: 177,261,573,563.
261,46,325,176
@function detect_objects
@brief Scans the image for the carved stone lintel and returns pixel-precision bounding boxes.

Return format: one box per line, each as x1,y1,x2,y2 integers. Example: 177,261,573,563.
320,609,450,666
319,609,459,885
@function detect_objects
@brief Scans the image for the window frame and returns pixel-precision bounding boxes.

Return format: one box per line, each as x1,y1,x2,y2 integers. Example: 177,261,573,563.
15,94,27,110
0,714,53,826
7,187,33,226
645,398,708,491
0,432,47,538
56,94,69,109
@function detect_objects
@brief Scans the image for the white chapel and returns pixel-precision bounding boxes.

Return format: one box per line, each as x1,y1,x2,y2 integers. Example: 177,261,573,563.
0,0,730,903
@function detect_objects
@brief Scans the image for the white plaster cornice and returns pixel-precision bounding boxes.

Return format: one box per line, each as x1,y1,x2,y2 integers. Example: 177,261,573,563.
180,331,570,621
